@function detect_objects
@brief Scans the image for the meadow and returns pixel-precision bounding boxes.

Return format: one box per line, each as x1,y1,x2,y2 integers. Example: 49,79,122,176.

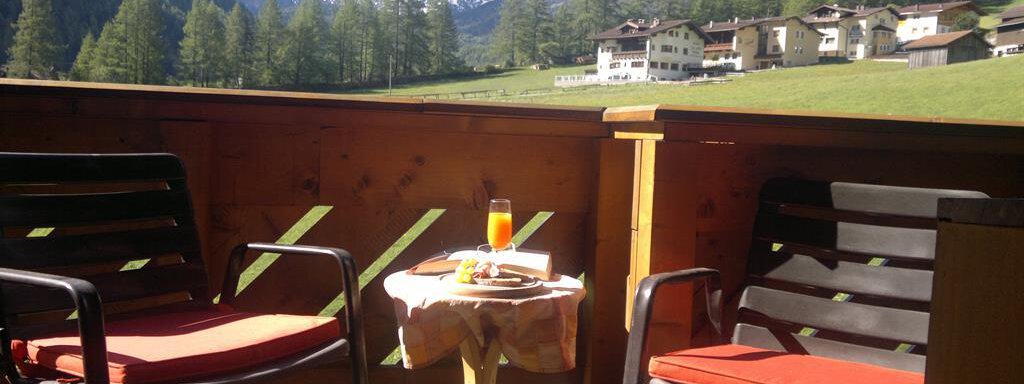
356,55,1024,122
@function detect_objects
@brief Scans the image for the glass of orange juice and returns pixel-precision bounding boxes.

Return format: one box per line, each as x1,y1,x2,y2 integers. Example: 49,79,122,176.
486,199,514,253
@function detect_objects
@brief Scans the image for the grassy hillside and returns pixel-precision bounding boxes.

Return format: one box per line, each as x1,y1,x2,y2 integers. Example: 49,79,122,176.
353,56,1024,121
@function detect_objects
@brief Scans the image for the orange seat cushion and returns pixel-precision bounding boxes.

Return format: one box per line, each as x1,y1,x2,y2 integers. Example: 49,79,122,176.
649,344,923,384
13,307,340,384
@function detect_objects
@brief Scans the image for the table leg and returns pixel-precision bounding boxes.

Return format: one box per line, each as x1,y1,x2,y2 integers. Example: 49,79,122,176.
459,337,502,384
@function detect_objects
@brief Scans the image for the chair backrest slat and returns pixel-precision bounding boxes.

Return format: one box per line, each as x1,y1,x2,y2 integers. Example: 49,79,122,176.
3,263,207,315
756,253,933,304
0,153,209,331
733,323,927,373
0,226,200,270
738,286,930,346
0,190,192,228
0,153,186,183
734,178,988,372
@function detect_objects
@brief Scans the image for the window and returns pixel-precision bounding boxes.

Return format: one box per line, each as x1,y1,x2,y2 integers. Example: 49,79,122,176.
661,45,672,52
660,62,668,69
825,37,835,44
674,47,678,53
607,47,617,53
632,61,645,68
912,27,918,33
683,48,689,55
684,32,690,40
924,27,930,33
772,45,780,53
650,61,659,68
773,30,779,37
851,38,860,44
609,62,620,69
670,63,679,70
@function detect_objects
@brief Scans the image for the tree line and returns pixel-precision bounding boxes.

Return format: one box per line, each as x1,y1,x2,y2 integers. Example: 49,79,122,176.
5,0,463,89
488,0,1001,66
4,0,1008,87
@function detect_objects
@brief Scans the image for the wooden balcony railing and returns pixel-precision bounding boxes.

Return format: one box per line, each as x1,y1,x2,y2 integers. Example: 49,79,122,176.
2,79,1022,384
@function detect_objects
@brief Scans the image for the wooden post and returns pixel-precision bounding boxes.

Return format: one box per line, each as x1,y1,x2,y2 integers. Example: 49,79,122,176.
927,199,1024,384
584,138,636,384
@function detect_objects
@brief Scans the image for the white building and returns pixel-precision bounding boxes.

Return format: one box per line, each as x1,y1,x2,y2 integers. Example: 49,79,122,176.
589,19,712,81
896,1,985,43
994,5,1024,57
803,5,901,59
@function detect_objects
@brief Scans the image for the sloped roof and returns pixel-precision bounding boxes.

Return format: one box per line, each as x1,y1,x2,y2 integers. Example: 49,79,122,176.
589,19,713,43
804,5,900,23
903,30,992,49
898,2,986,16
999,5,1024,21
872,24,897,32
702,16,824,35
995,17,1024,29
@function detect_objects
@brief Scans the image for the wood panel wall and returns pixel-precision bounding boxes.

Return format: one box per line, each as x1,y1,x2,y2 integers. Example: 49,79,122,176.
0,80,635,384
3,81,1023,384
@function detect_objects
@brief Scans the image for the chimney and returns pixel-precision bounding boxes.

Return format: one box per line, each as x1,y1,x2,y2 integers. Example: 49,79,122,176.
734,17,739,23
652,18,660,26
915,4,920,11
709,20,714,28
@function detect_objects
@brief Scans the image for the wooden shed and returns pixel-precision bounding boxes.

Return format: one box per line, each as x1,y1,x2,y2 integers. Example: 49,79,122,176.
904,31,992,69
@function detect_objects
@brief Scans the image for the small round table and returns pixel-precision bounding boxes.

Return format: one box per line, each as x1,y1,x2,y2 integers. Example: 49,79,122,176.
384,270,586,384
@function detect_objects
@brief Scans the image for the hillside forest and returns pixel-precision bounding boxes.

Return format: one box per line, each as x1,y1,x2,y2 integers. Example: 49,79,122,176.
0,0,1013,91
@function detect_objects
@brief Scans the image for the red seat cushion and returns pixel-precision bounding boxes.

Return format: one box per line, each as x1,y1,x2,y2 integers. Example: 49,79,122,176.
649,344,923,384
13,307,340,384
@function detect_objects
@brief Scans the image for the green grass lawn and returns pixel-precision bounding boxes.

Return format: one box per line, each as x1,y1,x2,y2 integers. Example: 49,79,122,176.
981,0,1024,29
496,57,1024,121
350,56,1023,121
356,65,595,97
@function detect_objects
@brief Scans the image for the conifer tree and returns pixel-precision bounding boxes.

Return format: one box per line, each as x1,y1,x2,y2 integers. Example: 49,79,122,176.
426,0,462,74
69,32,97,81
491,0,523,65
619,0,649,20
8,0,62,79
549,4,580,62
522,0,552,65
783,0,822,17
179,0,226,87
331,0,359,83
253,0,285,86
651,0,684,20
401,0,430,76
91,0,165,84
224,3,254,88
279,0,329,87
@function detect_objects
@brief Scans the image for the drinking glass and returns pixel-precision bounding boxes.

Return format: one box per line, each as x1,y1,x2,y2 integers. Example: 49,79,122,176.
486,199,514,253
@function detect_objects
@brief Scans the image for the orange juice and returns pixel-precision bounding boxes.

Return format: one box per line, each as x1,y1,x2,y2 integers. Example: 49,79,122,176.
487,212,512,251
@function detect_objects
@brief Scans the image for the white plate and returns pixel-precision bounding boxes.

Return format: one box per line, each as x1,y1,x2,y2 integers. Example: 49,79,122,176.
440,273,545,298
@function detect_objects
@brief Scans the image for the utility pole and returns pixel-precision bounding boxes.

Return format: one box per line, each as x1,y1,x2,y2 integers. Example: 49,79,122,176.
388,54,394,96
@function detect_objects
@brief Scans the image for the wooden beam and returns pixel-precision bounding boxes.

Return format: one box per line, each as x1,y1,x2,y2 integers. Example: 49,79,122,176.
584,139,635,384
928,199,1024,384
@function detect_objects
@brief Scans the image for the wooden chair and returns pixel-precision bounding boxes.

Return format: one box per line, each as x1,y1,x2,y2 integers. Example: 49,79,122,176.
623,178,988,384
0,153,367,384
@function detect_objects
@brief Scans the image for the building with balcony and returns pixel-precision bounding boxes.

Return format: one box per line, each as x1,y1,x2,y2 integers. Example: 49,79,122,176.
803,4,901,59
896,1,985,43
701,16,822,70
588,19,712,81
994,5,1024,57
